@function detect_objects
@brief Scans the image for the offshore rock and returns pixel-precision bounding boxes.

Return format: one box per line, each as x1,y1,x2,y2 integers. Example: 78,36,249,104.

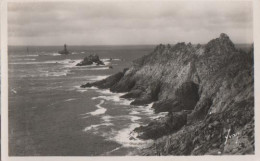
76,54,104,66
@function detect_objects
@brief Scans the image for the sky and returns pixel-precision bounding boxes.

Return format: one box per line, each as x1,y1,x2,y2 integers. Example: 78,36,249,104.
8,1,253,46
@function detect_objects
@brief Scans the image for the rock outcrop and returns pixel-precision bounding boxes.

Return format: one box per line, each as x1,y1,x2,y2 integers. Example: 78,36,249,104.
81,33,254,155
76,54,105,66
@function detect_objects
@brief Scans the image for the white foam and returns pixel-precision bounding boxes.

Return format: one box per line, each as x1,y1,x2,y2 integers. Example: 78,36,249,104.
10,54,38,58
129,110,140,115
83,123,113,132
101,115,113,122
130,116,141,122
101,58,111,61
37,52,59,56
9,59,74,65
88,75,109,81
89,100,107,116
111,123,153,148
92,91,132,106
51,53,61,56
76,89,88,93
113,59,121,61
150,112,168,119
64,98,77,102
39,70,69,77
86,67,110,70
11,58,36,61
134,103,155,115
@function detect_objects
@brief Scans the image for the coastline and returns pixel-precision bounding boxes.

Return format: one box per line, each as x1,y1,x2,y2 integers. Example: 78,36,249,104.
80,33,254,155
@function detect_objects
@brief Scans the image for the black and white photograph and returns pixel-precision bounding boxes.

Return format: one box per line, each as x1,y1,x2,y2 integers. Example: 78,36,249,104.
4,0,257,158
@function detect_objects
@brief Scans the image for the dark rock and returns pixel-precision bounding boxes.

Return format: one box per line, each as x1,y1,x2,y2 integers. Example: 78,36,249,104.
175,81,200,109
110,77,136,93
152,81,199,113
76,54,105,66
80,83,92,88
81,72,124,89
187,98,212,123
134,111,188,140
152,99,185,113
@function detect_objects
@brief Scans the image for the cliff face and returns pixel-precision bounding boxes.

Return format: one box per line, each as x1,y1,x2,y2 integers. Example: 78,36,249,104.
81,33,254,155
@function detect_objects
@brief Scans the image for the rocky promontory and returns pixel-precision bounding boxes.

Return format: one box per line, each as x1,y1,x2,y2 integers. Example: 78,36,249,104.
76,54,105,66
81,33,254,155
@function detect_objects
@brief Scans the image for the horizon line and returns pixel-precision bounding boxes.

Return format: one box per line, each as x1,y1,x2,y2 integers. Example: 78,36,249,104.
8,43,253,47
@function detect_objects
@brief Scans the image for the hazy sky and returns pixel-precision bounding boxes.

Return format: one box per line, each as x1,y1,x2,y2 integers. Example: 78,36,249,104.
8,1,253,46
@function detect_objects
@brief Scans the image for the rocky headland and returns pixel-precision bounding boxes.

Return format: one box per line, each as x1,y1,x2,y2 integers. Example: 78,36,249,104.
81,33,254,155
76,54,105,66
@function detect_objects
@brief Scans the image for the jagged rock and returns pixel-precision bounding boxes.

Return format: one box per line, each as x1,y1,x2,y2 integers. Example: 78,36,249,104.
81,72,124,89
76,54,104,66
134,111,189,140
81,33,254,155
187,98,212,123
152,99,187,113
136,97,254,156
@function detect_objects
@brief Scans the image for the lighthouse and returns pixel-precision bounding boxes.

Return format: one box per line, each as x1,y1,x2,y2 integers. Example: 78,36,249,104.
58,44,71,55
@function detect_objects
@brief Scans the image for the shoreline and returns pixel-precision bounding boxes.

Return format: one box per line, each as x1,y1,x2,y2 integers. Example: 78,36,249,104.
79,33,254,155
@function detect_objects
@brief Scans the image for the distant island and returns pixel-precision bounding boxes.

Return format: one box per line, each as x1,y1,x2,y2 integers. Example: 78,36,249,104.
58,44,71,55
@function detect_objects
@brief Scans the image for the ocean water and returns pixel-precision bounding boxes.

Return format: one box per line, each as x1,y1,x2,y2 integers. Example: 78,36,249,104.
8,45,167,156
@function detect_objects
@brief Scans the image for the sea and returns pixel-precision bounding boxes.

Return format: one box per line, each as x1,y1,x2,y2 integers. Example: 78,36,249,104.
8,45,167,156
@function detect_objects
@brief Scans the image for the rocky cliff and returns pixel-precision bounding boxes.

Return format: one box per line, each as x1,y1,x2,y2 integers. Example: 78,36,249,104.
81,33,254,155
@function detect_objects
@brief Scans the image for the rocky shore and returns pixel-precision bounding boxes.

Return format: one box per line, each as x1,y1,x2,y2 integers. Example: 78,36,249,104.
81,33,254,155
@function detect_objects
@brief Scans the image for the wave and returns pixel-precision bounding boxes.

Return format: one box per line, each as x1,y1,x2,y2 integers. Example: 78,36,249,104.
94,95,132,106
64,98,77,102
111,123,153,148
112,59,121,61
10,54,38,58
83,123,114,132
9,59,69,65
92,91,132,106
82,100,107,116
38,69,69,77
87,75,110,81
85,67,110,70
38,52,61,56
101,115,113,122
11,58,36,61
